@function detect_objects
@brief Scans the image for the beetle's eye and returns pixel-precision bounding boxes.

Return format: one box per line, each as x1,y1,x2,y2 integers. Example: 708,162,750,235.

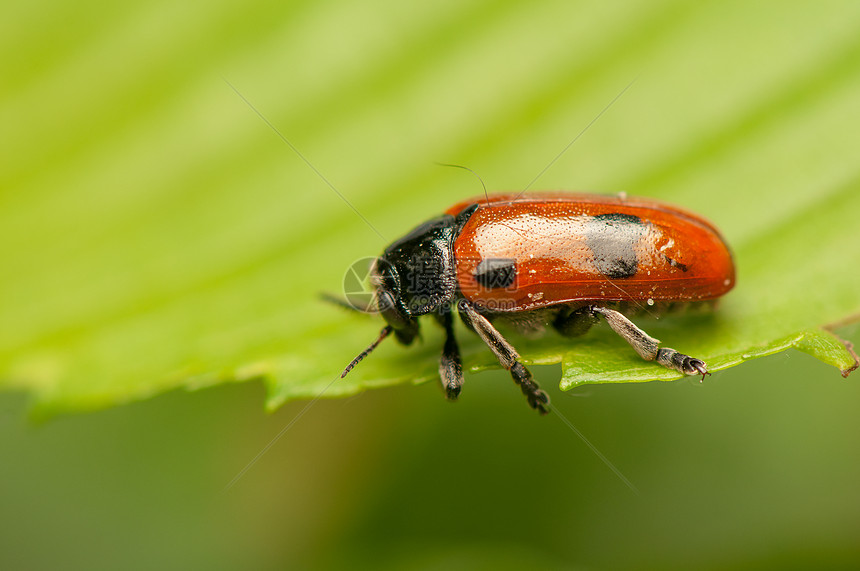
376,289,395,311
378,289,410,330
383,272,398,291
372,258,400,291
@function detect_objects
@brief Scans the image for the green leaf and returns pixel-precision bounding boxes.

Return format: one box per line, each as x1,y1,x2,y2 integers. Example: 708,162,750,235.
2,0,859,416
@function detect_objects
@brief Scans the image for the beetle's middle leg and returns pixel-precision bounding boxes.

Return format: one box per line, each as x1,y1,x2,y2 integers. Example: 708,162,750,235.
459,302,550,414
553,306,599,337
589,306,709,377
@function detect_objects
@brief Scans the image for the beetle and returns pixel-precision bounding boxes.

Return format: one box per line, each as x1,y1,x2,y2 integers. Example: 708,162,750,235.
336,192,735,414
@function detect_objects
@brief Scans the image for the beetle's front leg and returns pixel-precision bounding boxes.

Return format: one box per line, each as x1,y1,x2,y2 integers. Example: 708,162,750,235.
436,309,464,400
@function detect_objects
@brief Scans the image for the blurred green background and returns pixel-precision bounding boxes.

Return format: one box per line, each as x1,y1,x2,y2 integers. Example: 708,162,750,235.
3,0,860,569
3,352,860,569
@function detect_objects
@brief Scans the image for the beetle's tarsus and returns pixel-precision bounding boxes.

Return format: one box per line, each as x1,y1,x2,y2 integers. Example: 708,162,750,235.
438,309,464,400
511,362,550,414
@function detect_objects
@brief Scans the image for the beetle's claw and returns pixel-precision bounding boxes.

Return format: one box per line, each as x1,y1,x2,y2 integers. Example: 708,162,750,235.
521,388,550,414
684,358,710,380
445,384,461,401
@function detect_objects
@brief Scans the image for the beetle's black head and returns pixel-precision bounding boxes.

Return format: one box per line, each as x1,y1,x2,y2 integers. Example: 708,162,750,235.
369,256,420,345
369,213,460,344
340,205,478,378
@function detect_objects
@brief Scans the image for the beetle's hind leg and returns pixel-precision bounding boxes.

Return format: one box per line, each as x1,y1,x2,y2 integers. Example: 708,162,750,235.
436,310,464,400
590,306,709,378
459,302,550,414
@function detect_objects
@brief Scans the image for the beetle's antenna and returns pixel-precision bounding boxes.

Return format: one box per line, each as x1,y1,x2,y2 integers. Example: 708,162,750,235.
435,162,491,206
515,78,637,199
341,325,394,378
320,292,373,313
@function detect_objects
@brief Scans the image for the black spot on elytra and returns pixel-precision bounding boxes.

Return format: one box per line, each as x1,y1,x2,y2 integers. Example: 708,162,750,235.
585,213,645,279
474,258,517,289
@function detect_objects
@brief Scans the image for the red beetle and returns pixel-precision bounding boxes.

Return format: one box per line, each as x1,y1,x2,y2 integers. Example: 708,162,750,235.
339,192,735,414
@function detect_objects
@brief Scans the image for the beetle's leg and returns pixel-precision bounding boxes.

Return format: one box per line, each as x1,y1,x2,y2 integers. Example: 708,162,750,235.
553,306,599,337
590,306,709,377
459,302,550,414
436,310,464,400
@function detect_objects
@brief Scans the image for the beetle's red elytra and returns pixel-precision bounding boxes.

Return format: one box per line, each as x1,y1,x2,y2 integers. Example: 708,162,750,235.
336,192,735,415
449,192,734,309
